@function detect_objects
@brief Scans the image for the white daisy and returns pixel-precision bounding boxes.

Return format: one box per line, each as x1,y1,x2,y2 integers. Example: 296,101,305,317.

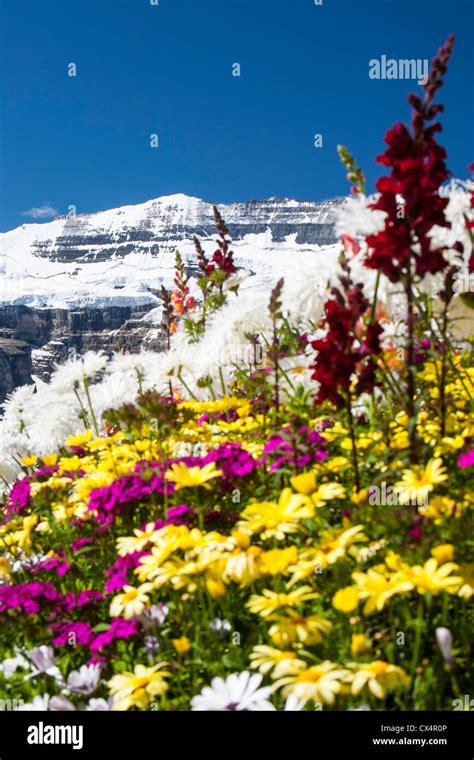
190,671,274,711
336,194,387,239
86,698,114,711
17,694,50,711
0,652,29,678
64,663,101,695
281,265,330,327
49,695,77,711
26,646,64,685
51,350,109,391
282,694,307,711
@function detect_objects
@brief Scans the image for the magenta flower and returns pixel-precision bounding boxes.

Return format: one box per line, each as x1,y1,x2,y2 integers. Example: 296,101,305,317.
76,590,104,607
0,581,60,614
89,618,140,653
261,426,327,471
166,505,195,524
30,554,70,577
51,620,94,646
203,443,257,488
104,552,146,593
1,478,31,523
71,538,94,552
88,472,173,525
458,450,474,469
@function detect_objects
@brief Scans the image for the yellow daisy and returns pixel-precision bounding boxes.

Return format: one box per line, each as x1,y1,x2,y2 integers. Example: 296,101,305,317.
224,546,263,586
402,559,462,595
269,610,332,647
351,633,370,657
110,583,153,619
395,458,448,505
258,546,298,576
172,637,191,655
164,462,223,490
431,544,455,563
247,586,319,617
274,662,350,705
249,645,306,678
238,488,314,541
332,586,361,613
350,661,409,699
108,663,171,710
117,523,165,556
351,569,413,614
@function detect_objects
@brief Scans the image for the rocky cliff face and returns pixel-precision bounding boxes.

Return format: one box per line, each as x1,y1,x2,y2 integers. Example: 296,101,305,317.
0,304,163,382
0,338,33,405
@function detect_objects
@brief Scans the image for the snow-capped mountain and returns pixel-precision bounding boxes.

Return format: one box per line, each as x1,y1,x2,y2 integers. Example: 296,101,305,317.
0,193,343,399
0,193,343,309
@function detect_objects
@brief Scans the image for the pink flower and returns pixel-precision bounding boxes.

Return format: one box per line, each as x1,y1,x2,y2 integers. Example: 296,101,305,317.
30,554,70,577
89,618,140,653
458,450,474,469
51,621,94,647
71,538,94,552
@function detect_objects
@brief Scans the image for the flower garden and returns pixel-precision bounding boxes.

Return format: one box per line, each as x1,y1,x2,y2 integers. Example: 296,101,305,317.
0,36,472,712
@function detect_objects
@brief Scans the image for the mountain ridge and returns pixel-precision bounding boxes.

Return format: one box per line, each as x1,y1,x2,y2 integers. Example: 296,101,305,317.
0,193,343,310
0,192,344,399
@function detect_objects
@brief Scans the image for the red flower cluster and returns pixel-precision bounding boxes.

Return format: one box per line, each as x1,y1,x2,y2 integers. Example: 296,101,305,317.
366,35,456,282
468,163,474,272
207,206,236,276
311,282,382,408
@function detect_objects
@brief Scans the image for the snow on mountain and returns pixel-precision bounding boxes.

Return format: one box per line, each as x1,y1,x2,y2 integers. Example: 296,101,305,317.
0,194,343,309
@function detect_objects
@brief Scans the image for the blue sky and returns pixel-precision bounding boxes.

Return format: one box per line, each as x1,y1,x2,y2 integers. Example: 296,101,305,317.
0,0,472,231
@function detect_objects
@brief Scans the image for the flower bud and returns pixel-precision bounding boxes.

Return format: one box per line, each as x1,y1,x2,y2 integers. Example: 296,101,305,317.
435,627,455,663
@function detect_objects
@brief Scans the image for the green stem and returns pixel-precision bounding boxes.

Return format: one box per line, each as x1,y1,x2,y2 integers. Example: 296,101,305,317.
404,268,417,464
177,370,198,401
409,596,424,692
346,394,360,492
74,387,90,429
369,271,381,323
82,376,99,435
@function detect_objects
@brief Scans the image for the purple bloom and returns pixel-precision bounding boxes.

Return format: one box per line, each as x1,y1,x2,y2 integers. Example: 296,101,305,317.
76,590,103,607
104,552,146,593
413,339,431,364
23,600,41,615
71,537,94,551
33,465,59,478
88,654,108,667
202,443,257,489
51,620,94,646
204,510,239,528
88,472,173,525
69,446,87,457
166,505,195,524
104,569,129,594
30,554,70,577
59,592,76,614
0,581,60,614
1,478,31,523
261,425,327,471
89,618,140,653
458,450,474,469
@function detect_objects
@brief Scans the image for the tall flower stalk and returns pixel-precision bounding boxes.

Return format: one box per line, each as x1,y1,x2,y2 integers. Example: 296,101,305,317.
267,278,284,423
364,35,455,461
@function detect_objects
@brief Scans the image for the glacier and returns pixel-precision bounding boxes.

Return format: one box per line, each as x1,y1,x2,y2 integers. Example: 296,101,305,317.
0,193,343,310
